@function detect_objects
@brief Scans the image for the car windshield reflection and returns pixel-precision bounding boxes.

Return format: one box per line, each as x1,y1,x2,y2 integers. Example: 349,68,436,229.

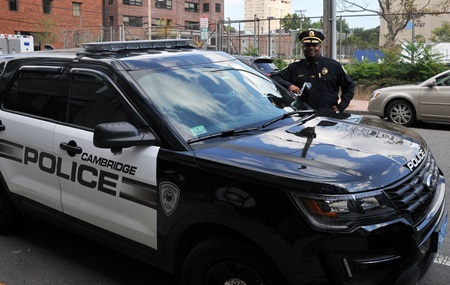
132,64,297,141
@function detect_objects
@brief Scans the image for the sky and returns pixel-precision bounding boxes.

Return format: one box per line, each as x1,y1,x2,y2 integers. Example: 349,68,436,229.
224,0,380,30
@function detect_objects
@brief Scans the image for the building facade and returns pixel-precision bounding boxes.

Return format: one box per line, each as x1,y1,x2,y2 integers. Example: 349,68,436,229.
379,0,449,46
0,0,102,49
104,0,224,42
1,0,224,49
244,0,292,34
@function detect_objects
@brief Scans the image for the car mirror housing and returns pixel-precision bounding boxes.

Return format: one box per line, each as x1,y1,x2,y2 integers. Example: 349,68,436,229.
94,122,159,154
426,79,436,87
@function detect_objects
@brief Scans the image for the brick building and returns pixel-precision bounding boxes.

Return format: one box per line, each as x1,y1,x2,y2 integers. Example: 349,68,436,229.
1,0,224,49
0,0,103,49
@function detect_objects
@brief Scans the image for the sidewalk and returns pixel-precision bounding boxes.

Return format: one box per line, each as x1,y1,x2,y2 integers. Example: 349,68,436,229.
346,99,369,114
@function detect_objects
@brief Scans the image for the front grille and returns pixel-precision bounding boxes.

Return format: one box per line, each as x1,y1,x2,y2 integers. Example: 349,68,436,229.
384,153,439,226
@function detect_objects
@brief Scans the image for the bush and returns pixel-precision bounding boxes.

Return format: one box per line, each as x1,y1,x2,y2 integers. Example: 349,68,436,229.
273,58,288,70
346,42,449,87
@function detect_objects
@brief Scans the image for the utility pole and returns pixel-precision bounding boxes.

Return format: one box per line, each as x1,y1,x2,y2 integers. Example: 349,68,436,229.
267,16,275,56
323,0,331,57
323,0,337,59
147,0,151,39
254,14,257,48
295,10,306,31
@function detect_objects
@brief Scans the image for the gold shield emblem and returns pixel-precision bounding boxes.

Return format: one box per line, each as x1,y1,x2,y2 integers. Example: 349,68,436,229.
321,67,328,75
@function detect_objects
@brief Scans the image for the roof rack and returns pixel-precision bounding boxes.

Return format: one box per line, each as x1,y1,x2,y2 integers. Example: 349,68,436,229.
82,39,194,52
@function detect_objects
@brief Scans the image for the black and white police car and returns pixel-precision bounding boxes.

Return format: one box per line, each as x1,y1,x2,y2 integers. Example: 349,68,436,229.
0,39,446,285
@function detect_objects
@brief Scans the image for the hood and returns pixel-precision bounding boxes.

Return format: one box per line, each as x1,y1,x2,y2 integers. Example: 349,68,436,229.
377,84,418,92
194,115,426,193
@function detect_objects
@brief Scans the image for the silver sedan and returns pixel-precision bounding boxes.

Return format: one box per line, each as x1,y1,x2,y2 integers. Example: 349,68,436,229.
368,69,450,126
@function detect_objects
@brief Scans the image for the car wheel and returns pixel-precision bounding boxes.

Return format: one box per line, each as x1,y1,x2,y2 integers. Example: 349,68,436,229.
0,186,21,234
181,238,284,285
386,100,416,127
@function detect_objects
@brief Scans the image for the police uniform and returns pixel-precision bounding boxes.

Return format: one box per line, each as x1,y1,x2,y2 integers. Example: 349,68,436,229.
272,30,354,112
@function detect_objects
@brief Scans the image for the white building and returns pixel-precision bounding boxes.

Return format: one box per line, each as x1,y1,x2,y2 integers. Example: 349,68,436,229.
244,0,292,33
379,0,449,46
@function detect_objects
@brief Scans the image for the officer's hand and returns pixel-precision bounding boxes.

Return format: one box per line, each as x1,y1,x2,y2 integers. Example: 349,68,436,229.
289,84,301,94
331,105,339,112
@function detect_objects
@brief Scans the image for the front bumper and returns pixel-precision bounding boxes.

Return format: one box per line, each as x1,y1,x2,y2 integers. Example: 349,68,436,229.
319,175,447,285
288,174,446,285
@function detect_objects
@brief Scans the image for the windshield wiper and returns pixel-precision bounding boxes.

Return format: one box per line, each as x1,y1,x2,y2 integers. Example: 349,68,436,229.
261,110,314,129
187,127,259,144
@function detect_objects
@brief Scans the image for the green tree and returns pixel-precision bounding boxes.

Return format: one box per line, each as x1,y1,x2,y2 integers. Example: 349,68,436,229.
242,44,258,56
351,27,379,48
336,17,350,34
31,16,59,48
280,13,301,30
430,21,450,42
225,24,237,33
280,13,322,31
309,18,323,30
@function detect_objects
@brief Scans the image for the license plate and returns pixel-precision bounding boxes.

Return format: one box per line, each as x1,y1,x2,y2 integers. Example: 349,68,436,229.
438,215,447,250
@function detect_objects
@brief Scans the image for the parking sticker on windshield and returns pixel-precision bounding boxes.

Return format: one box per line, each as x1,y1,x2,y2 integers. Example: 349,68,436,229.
190,125,208,136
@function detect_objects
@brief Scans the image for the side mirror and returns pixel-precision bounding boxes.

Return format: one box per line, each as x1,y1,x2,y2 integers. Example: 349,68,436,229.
94,122,159,154
426,79,436,87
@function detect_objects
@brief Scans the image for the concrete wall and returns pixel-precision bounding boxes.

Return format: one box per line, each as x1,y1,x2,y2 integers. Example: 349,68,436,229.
354,84,377,100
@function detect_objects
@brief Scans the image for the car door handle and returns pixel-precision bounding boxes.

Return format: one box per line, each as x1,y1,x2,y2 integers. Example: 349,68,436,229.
60,141,82,155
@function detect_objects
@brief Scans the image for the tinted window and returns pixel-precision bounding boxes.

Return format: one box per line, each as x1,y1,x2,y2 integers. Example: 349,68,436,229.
3,71,68,120
3,70,139,129
69,73,139,129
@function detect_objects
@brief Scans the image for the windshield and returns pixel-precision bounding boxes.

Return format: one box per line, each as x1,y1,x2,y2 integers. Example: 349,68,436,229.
131,61,296,141
255,62,279,73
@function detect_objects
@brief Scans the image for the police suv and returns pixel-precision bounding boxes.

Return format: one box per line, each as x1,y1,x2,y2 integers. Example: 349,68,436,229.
0,39,446,285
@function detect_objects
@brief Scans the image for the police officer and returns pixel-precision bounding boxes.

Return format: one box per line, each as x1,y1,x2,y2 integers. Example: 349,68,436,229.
272,29,354,112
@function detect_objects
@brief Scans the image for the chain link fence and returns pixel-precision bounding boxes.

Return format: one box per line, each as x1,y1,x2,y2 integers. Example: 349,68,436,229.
59,11,450,63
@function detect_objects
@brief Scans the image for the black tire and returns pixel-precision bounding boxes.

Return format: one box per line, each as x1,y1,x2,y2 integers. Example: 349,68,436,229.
0,186,21,234
181,238,284,285
386,100,416,127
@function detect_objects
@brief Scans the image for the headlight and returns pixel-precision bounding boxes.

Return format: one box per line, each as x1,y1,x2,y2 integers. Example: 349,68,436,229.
370,90,381,99
290,190,397,233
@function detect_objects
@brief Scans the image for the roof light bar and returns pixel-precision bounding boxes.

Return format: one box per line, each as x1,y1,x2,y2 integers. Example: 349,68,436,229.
82,39,194,52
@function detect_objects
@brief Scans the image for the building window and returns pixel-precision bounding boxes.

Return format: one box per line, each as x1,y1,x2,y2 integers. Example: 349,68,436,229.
215,3,220,12
43,0,52,14
123,16,143,27
123,0,142,6
154,18,172,26
203,3,209,12
72,2,81,16
185,2,199,12
108,0,113,4
9,0,18,11
185,21,199,30
155,0,171,9
109,16,114,27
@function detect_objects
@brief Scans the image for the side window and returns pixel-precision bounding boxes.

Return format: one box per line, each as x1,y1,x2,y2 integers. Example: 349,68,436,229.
3,71,68,120
69,73,139,129
436,74,450,86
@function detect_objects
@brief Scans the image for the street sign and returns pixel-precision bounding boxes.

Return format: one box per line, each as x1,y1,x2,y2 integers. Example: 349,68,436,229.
200,15,208,41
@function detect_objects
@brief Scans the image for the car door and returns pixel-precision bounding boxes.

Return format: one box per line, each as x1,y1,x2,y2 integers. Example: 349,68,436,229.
0,66,65,211
419,72,450,121
54,68,160,249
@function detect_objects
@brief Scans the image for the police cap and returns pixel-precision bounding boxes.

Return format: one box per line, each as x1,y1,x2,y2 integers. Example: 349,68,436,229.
299,30,324,44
